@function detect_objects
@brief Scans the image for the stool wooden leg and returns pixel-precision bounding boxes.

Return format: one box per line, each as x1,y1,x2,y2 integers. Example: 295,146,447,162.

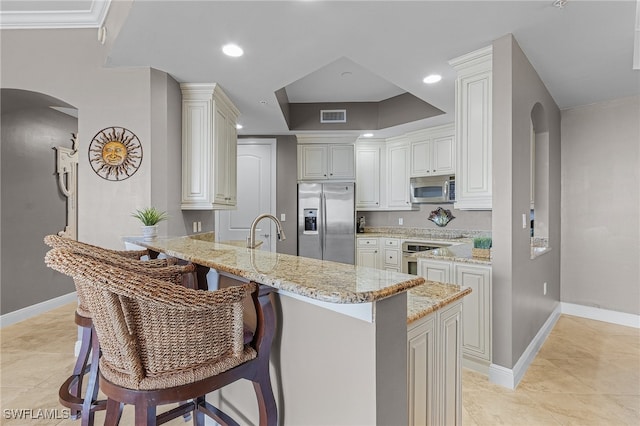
253,370,278,426
104,398,122,426
69,323,92,419
81,327,100,426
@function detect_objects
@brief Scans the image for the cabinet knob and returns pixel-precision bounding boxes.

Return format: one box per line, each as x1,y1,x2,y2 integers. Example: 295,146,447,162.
330,173,333,176
433,169,436,172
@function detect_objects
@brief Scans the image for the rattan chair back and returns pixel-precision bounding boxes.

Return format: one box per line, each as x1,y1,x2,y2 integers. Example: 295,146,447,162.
45,248,256,391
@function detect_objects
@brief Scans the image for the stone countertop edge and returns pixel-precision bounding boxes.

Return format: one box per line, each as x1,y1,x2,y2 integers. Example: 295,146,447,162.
125,235,426,305
407,283,472,324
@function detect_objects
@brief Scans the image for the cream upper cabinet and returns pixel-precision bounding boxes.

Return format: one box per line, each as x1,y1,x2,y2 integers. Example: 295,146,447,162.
297,139,355,181
449,46,493,210
355,141,384,209
387,138,412,209
180,83,239,210
409,123,456,177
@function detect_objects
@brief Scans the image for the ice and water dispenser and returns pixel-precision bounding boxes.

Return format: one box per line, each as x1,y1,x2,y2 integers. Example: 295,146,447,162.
303,208,318,234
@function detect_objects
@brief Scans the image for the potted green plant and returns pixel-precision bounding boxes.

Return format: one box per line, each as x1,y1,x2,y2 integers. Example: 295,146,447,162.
132,207,168,241
472,237,492,259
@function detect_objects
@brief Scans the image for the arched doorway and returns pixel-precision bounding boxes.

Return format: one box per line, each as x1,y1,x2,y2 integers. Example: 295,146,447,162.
1,88,78,318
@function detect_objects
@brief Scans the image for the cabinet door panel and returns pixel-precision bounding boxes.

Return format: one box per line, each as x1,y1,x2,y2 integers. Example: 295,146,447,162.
455,264,491,361
418,260,452,284
329,145,355,179
408,315,436,426
387,142,410,207
411,139,431,177
356,248,379,268
438,302,462,426
355,146,381,208
298,145,328,180
432,135,455,175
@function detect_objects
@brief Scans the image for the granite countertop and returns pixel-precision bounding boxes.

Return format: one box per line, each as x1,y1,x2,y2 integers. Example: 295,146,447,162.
127,233,425,304
407,282,472,323
356,232,491,265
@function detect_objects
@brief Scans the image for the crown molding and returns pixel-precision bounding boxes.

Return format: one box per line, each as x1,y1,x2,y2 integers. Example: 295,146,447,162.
0,0,111,29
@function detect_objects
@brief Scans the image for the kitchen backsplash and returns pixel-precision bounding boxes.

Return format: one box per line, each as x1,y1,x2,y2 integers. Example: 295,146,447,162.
359,205,492,231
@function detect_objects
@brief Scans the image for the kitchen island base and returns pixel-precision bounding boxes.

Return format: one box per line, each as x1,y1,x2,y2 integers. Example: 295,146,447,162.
210,289,409,426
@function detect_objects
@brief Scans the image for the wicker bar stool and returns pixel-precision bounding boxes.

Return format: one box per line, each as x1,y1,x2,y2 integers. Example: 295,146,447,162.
44,235,197,425
45,248,278,426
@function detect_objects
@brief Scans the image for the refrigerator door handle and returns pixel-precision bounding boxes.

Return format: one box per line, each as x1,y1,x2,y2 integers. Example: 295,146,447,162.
322,192,327,254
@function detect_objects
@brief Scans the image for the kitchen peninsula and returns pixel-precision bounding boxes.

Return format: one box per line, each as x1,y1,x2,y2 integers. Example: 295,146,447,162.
129,233,470,425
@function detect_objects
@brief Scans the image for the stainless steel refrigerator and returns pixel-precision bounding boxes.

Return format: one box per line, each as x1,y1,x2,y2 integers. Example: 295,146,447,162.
298,182,355,264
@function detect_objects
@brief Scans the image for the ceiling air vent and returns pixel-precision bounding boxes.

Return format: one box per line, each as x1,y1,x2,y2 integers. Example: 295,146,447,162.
320,109,346,123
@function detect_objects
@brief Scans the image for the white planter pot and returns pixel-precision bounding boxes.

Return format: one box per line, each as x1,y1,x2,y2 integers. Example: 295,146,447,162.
141,225,158,241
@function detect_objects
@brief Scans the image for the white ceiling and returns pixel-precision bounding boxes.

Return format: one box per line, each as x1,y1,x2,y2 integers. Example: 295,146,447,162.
2,0,639,138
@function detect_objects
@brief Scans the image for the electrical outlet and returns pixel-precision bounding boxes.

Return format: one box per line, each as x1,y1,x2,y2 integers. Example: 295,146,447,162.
543,282,547,295
280,213,286,222
192,221,197,233
399,217,404,225
197,221,202,232
522,213,527,229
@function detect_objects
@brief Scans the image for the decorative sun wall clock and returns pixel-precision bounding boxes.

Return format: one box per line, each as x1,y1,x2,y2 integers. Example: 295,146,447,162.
88,126,143,181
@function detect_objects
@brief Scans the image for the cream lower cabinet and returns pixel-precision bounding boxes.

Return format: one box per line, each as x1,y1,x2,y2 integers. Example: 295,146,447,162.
381,238,400,272
454,263,492,372
408,300,463,426
356,238,379,269
418,259,492,373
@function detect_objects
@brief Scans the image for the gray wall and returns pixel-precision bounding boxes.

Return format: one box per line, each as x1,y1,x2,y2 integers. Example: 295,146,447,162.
1,99,77,313
361,205,492,231
492,34,562,369
561,96,640,315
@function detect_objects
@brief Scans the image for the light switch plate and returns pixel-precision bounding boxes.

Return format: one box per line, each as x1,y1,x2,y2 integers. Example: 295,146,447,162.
280,213,286,222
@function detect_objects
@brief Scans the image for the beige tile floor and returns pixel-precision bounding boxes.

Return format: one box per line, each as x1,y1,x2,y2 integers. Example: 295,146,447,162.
1,303,639,425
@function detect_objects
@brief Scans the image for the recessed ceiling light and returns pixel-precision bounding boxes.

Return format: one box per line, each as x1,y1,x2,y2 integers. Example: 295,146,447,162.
423,74,442,84
362,133,374,138
222,43,244,57
236,123,243,130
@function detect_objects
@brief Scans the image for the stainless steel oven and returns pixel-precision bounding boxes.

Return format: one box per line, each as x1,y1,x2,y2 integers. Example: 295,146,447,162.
402,241,450,275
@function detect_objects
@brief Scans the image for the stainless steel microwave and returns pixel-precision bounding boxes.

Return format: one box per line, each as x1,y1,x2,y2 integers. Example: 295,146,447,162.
409,175,455,204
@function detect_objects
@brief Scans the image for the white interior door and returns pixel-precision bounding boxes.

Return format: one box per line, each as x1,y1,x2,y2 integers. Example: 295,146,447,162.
216,139,276,251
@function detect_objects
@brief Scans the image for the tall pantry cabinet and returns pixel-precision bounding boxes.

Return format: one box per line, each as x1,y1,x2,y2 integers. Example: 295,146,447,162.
449,46,493,210
180,83,240,210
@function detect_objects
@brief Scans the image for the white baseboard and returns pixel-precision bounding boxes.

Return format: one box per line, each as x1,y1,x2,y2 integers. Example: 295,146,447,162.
561,302,640,328
0,292,77,328
489,303,561,389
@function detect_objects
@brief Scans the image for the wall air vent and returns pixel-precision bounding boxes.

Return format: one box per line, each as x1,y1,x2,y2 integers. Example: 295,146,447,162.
320,109,347,123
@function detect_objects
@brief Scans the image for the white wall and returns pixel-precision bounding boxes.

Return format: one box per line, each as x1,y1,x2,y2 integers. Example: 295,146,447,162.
561,96,640,315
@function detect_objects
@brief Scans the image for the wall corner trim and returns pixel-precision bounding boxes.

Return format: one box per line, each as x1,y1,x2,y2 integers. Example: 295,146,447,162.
0,292,77,328
560,302,640,329
489,303,561,389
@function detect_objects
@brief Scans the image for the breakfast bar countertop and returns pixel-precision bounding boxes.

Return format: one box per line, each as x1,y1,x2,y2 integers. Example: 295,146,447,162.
127,233,425,304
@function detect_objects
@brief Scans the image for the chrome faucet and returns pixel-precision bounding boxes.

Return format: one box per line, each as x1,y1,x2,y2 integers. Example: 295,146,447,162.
248,214,286,248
